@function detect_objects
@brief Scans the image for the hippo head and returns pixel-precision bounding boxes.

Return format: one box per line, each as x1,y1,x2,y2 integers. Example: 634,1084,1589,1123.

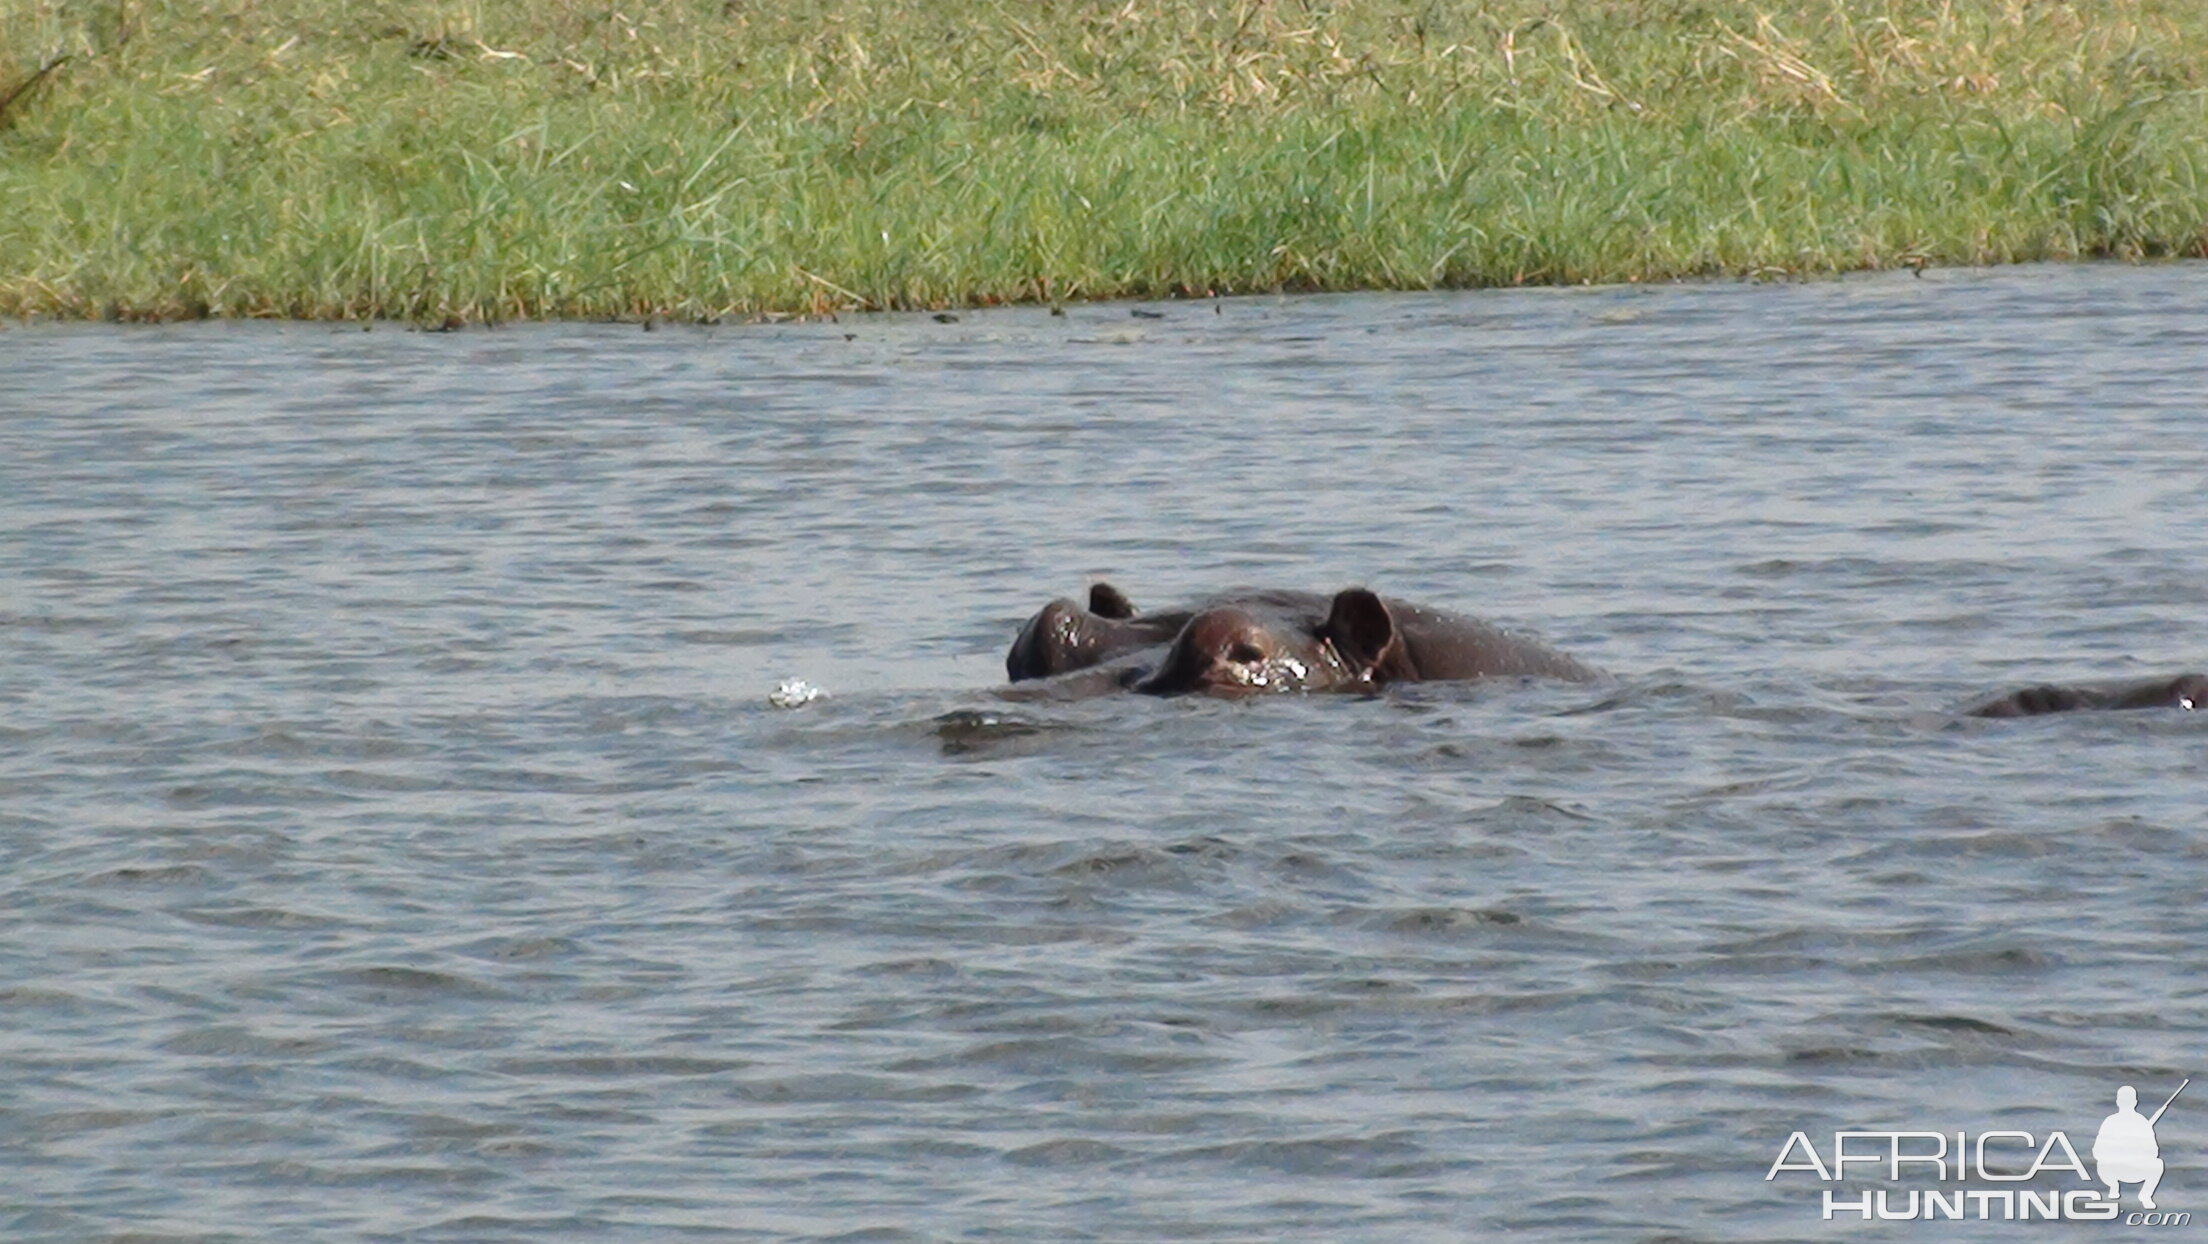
2136,673,2208,712
1134,588,1407,697
2171,674,2208,710
1005,583,1179,681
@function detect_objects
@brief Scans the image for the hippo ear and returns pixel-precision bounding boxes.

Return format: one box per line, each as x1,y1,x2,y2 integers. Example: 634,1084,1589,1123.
1089,582,1137,619
1323,588,1405,681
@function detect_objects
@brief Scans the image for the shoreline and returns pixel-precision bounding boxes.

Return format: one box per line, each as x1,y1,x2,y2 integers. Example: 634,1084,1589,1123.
5,0,2204,324
5,257,2195,334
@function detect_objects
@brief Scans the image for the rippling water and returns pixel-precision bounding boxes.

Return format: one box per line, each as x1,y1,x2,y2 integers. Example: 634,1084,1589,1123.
5,264,2206,1242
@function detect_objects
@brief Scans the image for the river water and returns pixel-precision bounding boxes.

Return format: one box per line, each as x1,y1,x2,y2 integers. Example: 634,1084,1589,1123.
4,263,2205,1242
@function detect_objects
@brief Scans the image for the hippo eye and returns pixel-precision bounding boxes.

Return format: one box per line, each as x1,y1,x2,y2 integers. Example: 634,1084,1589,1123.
1228,642,1266,665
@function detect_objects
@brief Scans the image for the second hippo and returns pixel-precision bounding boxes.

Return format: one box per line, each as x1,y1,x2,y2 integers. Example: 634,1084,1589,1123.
1963,673,2208,718
1004,583,1191,682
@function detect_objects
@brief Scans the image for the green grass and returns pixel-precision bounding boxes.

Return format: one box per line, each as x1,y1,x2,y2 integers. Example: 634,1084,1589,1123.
3,0,2205,320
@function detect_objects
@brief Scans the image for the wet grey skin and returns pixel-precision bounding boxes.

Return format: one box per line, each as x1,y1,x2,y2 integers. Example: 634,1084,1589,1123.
1003,583,1191,682
1964,673,2208,718
1005,583,1600,699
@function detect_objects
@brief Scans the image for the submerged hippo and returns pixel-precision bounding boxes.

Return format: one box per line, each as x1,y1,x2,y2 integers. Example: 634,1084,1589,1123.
1964,673,2208,718
1005,583,1599,698
1005,584,2200,714
1005,583,1190,682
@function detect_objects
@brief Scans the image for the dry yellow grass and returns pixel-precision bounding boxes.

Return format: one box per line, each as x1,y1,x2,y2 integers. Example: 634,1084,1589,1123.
2,0,2204,319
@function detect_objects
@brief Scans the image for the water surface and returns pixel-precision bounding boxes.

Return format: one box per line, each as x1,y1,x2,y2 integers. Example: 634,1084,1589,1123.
4,263,2206,1241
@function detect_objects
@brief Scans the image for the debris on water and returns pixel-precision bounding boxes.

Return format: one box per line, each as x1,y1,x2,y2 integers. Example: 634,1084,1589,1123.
933,708,1050,754
768,678,823,709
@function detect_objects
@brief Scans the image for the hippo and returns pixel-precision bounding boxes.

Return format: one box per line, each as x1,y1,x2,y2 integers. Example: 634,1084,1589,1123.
1005,583,1191,681
1004,585,2204,714
1964,673,2208,718
1005,584,1599,698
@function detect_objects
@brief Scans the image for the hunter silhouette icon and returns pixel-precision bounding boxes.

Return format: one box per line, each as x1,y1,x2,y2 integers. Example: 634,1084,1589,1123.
2095,1079,2187,1209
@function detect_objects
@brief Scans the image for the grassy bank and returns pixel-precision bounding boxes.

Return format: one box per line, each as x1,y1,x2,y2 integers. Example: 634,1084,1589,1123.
2,0,2205,321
